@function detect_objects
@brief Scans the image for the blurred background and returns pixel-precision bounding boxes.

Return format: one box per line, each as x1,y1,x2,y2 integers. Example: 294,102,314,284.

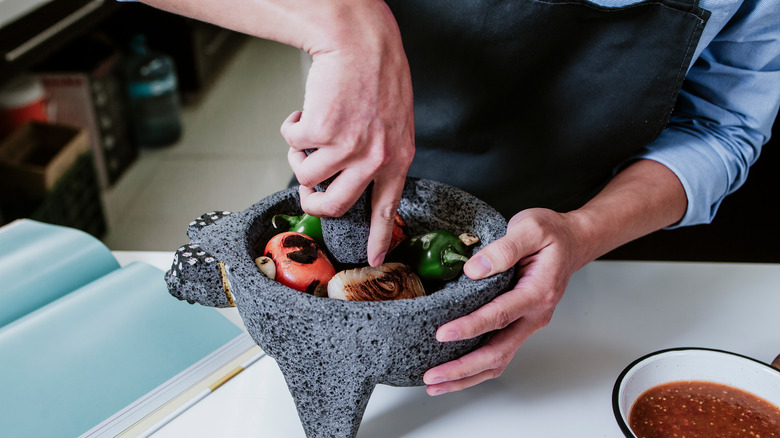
0,0,776,262
0,1,304,251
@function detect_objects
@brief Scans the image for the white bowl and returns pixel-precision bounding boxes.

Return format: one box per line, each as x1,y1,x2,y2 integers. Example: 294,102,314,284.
612,347,780,437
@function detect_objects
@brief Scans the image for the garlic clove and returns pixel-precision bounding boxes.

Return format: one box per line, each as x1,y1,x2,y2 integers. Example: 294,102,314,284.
459,232,480,247
255,256,276,280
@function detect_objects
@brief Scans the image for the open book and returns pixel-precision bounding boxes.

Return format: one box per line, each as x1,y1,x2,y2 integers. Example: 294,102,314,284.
0,219,258,438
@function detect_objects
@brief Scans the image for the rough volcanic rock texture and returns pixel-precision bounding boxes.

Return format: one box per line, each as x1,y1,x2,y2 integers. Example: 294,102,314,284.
166,178,515,438
319,188,371,265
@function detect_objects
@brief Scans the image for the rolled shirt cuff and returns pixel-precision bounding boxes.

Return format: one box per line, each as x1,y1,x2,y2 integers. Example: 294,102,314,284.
633,128,737,228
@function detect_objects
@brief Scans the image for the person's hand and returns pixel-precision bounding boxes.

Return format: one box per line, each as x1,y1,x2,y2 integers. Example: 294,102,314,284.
281,1,415,267
422,208,592,395
421,159,689,395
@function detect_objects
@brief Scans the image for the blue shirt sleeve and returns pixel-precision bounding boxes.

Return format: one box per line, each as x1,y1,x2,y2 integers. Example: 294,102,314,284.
636,0,780,227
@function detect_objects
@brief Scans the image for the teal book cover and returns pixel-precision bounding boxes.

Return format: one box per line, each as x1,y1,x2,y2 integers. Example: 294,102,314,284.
0,220,246,438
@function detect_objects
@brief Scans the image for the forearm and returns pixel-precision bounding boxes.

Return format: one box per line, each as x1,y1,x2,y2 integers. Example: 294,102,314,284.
568,159,687,268
138,0,400,55
634,0,779,227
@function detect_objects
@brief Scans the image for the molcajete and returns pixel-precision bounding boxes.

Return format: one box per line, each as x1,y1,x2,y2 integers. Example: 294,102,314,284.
165,177,516,438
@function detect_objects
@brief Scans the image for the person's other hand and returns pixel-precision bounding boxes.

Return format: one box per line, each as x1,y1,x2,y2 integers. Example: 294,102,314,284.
281,1,415,267
422,208,592,395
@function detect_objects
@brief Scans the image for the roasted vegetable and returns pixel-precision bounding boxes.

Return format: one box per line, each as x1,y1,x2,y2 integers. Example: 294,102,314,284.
389,230,478,281
389,212,409,252
327,262,425,301
271,213,324,247
254,256,276,280
264,232,335,296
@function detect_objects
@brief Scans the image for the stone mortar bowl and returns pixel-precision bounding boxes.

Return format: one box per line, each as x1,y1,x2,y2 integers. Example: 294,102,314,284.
165,178,516,438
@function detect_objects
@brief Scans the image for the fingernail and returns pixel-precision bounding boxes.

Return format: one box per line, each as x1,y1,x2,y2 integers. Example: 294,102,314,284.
465,254,492,278
372,252,386,267
437,329,460,342
428,388,448,396
427,376,446,384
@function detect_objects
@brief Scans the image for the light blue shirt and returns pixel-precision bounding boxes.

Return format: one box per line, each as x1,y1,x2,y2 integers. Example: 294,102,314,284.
558,0,779,226
632,0,780,226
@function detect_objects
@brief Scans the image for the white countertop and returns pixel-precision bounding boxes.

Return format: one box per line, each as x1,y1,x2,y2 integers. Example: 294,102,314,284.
115,251,780,437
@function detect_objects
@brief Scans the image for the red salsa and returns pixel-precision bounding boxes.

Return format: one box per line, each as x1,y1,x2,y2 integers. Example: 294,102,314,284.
629,380,780,438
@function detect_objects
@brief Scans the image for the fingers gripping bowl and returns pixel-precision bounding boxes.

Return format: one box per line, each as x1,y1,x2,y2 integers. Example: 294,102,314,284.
165,178,516,438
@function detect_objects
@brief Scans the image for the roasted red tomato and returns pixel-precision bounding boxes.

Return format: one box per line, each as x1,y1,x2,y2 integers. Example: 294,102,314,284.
264,231,335,296
389,213,409,253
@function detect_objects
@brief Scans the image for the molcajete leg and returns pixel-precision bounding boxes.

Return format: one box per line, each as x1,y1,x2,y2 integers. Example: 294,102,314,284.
277,361,376,438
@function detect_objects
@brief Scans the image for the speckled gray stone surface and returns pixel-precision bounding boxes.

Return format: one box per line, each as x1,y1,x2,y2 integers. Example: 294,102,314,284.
319,188,371,265
166,211,235,307
165,178,515,438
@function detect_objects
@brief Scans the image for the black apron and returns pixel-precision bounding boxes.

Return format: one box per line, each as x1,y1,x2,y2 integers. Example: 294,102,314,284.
387,0,710,218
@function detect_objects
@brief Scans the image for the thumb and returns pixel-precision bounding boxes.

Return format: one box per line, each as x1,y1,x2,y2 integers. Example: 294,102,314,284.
463,237,521,280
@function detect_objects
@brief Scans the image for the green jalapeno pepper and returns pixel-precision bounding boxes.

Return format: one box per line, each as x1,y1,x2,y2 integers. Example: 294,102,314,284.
271,213,324,247
390,230,477,282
